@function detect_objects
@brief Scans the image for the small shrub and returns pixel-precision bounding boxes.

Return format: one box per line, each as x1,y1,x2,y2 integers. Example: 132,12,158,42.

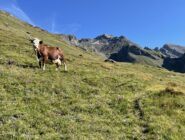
158,87,184,96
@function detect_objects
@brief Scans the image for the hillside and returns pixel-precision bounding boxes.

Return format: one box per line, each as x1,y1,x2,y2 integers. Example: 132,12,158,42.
1,10,185,139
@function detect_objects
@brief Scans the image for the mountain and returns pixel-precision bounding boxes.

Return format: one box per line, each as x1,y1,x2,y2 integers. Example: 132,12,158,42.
60,34,185,71
1,10,185,139
160,44,185,58
160,44,185,73
60,34,164,67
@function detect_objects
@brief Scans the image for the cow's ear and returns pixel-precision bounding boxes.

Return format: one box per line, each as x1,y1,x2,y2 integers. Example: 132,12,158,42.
39,40,43,44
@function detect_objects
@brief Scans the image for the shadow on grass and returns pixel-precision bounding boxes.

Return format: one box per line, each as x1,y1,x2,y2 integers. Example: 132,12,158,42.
16,64,38,69
157,87,184,97
1,59,39,69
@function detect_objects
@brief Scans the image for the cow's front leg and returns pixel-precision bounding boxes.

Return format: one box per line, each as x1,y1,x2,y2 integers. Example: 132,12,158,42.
39,60,42,69
38,57,43,69
43,57,48,71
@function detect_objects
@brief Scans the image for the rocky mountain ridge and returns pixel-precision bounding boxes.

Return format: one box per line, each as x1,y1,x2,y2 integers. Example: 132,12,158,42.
59,34,185,72
160,44,185,58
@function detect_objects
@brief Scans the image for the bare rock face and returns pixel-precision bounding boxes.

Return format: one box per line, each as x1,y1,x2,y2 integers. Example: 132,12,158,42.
163,54,185,73
160,44,185,58
59,34,79,46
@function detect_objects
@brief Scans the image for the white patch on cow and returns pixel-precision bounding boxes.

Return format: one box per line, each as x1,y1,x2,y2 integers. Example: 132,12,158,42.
32,38,40,49
53,58,61,65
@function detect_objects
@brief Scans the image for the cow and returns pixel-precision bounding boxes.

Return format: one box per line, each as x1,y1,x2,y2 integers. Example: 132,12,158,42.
30,38,67,71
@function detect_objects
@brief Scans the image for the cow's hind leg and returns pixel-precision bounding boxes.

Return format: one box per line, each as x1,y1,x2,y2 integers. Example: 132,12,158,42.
63,61,67,71
55,63,60,71
39,60,42,69
53,58,61,71
60,58,67,71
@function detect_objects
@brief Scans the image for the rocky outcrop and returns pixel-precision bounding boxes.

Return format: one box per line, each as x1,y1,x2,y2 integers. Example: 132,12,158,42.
109,45,160,62
59,34,79,46
163,54,185,73
160,44,185,58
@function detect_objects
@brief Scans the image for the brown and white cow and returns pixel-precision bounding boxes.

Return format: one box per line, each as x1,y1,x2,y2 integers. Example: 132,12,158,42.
30,38,67,71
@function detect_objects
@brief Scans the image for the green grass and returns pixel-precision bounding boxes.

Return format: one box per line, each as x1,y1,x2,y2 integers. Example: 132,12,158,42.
0,11,185,139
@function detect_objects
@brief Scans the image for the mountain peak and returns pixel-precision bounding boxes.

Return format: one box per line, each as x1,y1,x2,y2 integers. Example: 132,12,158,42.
95,34,114,40
160,44,185,58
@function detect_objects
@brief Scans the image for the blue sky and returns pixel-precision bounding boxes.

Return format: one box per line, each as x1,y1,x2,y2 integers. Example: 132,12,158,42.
0,0,185,48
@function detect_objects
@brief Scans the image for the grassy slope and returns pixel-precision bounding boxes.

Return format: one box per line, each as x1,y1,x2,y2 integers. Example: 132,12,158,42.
0,11,185,140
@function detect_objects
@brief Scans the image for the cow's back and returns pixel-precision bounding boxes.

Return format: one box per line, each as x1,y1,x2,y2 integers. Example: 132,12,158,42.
38,44,64,60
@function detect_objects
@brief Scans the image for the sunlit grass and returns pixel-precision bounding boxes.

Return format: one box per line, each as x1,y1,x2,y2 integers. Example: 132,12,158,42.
0,11,185,139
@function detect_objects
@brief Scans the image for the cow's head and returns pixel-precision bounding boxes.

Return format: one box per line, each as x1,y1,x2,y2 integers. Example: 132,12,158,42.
30,38,43,49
